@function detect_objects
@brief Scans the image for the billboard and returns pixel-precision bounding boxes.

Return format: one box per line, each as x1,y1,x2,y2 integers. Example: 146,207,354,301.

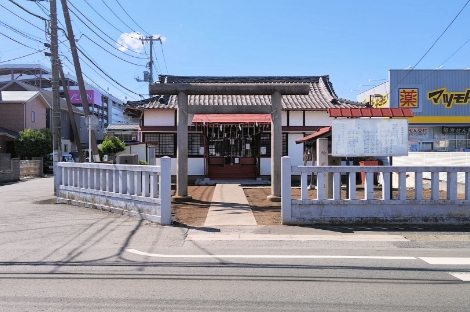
68,90,102,106
332,118,408,157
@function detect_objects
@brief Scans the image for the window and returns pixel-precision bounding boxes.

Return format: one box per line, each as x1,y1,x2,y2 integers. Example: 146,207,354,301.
258,133,288,156
188,133,204,156
144,133,176,157
31,111,35,122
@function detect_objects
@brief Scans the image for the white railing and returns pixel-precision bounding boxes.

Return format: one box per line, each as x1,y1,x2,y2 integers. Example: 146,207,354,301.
56,157,171,225
281,156,470,225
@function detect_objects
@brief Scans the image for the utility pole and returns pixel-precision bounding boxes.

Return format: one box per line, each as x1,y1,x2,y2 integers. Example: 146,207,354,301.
60,0,100,161
140,36,162,85
50,0,61,194
58,60,84,162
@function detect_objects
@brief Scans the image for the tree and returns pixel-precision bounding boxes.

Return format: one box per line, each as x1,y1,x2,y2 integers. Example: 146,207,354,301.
14,128,52,159
99,136,126,155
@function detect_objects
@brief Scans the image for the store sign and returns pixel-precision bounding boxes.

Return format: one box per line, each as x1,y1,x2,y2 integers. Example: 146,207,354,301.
68,90,103,106
442,126,470,134
399,88,419,108
408,127,429,137
428,88,470,108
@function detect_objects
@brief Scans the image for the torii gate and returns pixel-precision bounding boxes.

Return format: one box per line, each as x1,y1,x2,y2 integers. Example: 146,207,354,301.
149,83,310,201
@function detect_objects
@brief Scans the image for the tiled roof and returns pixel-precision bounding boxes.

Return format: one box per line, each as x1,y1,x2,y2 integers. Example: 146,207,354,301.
295,127,331,144
107,124,139,131
127,75,365,111
328,108,413,118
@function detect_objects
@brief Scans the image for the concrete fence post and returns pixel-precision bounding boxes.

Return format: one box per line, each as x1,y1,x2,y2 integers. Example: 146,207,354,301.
54,163,62,197
281,156,292,224
160,157,172,225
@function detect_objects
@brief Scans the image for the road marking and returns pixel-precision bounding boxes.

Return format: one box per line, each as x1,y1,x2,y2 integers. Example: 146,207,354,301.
186,234,408,241
419,257,470,265
448,272,470,281
126,249,415,260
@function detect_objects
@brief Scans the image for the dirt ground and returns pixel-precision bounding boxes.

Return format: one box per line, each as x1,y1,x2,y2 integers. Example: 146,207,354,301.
172,185,464,227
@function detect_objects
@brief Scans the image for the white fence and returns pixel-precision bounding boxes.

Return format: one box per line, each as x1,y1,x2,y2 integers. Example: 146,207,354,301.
56,157,171,225
281,156,470,225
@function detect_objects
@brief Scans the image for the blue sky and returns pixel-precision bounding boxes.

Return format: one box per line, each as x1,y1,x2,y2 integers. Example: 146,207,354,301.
1,0,469,102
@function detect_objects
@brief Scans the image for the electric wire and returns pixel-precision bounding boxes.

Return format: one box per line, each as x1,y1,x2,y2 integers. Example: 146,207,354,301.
7,0,47,21
82,0,141,40
113,0,150,36
100,0,135,33
75,45,143,96
1,4,45,31
66,2,147,58
0,20,44,42
160,41,169,74
0,49,44,64
0,31,44,50
78,34,146,67
389,0,470,95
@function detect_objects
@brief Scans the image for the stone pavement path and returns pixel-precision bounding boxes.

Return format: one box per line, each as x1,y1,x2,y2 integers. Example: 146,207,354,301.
204,184,257,226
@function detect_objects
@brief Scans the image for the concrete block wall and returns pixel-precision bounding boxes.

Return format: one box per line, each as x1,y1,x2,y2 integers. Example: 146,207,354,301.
19,160,42,178
0,159,20,183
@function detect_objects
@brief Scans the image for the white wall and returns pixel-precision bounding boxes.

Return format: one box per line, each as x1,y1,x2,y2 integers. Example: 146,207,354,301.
154,157,204,176
144,110,175,126
288,133,305,169
305,111,332,126
260,158,271,175
119,144,147,162
289,111,303,126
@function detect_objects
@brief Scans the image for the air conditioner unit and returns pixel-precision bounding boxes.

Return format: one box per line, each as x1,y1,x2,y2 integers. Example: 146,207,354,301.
131,136,137,141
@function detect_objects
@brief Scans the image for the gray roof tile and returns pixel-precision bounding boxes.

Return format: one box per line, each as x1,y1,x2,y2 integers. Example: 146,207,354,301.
127,75,365,110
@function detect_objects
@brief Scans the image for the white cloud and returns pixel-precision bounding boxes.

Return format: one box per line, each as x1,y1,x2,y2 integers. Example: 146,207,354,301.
117,32,143,52
117,32,167,52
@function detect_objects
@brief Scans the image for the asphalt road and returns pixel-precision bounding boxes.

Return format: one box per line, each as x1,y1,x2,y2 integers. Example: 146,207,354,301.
1,177,470,311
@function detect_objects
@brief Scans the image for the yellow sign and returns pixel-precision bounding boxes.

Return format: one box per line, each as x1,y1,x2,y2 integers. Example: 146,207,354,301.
399,88,418,108
427,88,470,108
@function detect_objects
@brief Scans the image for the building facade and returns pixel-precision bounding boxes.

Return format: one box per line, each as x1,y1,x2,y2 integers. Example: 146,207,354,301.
357,69,470,152
128,75,364,179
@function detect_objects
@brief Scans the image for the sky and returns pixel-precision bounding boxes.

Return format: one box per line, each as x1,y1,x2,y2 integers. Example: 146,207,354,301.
1,0,470,103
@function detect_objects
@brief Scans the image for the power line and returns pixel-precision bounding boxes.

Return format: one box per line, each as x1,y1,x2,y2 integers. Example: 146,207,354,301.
82,0,140,40
160,41,169,74
390,0,470,94
0,49,44,63
100,0,135,32
113,0,150,36
79,34,146,67
7,0,47,21
75,45,143,96
66,1,146,58
0,20,44,42
0,4,45,31
0,31,44,50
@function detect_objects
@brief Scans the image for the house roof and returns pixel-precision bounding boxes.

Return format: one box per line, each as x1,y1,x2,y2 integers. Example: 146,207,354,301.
1,81,83,115
0,91,43,103
295,126,331,144
0,126,19,138
328,107,413,118
127,75,365,111
107,124,139,131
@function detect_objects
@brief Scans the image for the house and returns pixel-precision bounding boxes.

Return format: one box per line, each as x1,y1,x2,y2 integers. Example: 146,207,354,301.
127,75,365,180
0,90,50,156
1,80,84,154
